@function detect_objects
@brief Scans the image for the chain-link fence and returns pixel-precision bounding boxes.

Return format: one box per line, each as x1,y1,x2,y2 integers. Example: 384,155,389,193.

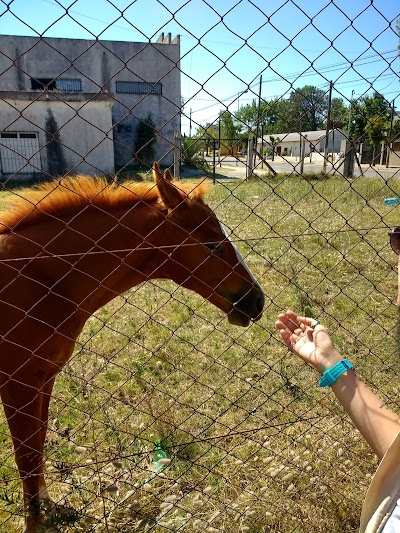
0,1,400,532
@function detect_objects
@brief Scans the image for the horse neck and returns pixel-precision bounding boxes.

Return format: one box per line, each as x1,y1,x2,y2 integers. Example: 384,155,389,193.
3,202,170,317
63,202,170,313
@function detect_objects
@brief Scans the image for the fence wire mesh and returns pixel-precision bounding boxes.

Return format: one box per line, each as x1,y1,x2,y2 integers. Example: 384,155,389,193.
0,1,400,532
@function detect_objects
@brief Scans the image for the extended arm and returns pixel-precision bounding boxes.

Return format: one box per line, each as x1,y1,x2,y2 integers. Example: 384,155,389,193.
276,310,400,459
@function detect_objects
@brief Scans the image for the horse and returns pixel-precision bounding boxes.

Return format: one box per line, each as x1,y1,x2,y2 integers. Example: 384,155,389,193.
0,163,264,531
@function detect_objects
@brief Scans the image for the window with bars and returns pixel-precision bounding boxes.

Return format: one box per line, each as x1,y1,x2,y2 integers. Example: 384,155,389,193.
30,78,82,92
56,78,82,92
115,81,162,95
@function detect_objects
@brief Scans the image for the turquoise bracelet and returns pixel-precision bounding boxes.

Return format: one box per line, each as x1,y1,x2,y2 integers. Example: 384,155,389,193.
319,359,353,387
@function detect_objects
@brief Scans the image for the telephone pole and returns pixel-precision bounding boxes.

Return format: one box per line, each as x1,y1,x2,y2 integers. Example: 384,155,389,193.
322,81,333,174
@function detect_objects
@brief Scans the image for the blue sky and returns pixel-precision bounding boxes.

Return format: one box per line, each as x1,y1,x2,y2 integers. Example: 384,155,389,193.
1,0,399,135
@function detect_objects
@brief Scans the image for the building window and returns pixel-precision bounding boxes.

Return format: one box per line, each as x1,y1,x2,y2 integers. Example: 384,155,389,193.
56,79,82,92
30,78,82,92
31,78,56,90
116,81,162,95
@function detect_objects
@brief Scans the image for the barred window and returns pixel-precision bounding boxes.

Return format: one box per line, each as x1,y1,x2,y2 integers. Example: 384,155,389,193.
56,79,82,92
30,78,82,91
115,81,162,95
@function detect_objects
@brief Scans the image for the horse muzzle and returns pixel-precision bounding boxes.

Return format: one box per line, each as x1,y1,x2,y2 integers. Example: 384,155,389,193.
227,288,265,327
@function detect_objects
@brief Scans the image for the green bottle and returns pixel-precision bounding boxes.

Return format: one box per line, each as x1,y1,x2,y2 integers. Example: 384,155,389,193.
150,441,170,473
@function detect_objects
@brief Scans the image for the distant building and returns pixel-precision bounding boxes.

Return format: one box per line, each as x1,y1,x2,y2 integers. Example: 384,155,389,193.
0,33,181,179
257,129,346,159
387,140,400,167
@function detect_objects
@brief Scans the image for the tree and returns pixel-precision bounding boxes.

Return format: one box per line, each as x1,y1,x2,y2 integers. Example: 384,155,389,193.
262,98,292,134
288,85,328,131
348,92,390,141
235,100,259,133
365,114,390,163
182,136,209,170
268,135,280,161
219,111,241,154
235,97,288,135
135,113,157,165
234,86,348,139
220,110,239,141
329,97,348,129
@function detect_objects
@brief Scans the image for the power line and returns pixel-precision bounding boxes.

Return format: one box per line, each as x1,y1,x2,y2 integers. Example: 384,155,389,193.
188,52,399,116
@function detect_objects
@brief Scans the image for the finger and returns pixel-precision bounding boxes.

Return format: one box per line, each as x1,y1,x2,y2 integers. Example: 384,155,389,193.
296,315,321,329
277,327,293,349
284,310,301,328
277,312,300,333
284,310,319,333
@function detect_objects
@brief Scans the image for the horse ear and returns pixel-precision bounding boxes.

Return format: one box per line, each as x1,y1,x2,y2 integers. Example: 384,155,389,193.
152,162,162,180
163,168,173,182
153,163,186,211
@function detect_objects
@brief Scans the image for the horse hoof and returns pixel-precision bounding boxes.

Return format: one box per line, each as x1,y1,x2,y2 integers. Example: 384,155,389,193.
43,502,79,530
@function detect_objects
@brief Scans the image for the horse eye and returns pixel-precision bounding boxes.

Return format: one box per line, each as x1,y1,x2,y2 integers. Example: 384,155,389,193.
206,242,224,257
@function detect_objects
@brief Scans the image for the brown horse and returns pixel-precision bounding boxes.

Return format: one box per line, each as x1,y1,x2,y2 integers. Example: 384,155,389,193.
0,163,264,531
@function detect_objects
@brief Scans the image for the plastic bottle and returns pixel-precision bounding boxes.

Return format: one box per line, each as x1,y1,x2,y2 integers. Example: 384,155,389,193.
384,198,400,206
150,441,170,473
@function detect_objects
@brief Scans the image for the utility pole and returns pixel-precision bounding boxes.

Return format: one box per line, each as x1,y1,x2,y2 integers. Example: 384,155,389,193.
218,119,221,167
300,135,307,175
386,99,395,168
347,89,355,136
255,75,262,167
322,81,333,174
189,108,192,138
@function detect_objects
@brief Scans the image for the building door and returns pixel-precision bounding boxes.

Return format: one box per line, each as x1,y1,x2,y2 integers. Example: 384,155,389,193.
0,132,42,174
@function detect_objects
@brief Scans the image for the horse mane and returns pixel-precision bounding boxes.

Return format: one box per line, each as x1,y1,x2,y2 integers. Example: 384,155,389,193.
0,174,208,232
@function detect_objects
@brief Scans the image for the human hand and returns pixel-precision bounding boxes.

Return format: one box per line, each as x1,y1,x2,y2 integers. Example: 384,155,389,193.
275,310,342,374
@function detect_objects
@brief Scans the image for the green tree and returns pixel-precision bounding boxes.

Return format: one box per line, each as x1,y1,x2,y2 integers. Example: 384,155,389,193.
235,98,287,135
219,111,241,154
182,136,209,170
349,92,390,140
235,100,259,133
365,114,390,163
262,98,291,134
268,135,280,161
329,97,348,129
220,110,239,140
288,85,328,131
135,113,157,165
235,86,343,136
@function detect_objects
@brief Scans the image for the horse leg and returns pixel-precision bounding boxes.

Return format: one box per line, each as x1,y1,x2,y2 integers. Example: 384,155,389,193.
37,376,56,505
1,380,49,532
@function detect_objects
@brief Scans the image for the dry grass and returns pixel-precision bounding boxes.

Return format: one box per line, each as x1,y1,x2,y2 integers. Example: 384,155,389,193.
0,171,399,532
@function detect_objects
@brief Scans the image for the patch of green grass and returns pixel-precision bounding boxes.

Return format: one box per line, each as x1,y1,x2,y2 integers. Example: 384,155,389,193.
0,173,399,531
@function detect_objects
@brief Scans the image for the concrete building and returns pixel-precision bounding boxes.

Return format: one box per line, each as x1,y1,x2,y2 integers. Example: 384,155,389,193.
0,33,181,179
257,129,346,160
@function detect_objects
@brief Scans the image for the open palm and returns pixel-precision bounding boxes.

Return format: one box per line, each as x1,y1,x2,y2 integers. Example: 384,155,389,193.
275,310,342,373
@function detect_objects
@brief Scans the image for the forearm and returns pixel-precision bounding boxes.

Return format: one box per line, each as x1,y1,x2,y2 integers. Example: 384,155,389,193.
331,368,400,459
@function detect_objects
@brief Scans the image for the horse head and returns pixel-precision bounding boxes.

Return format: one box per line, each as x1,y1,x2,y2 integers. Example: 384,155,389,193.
152,163,265,326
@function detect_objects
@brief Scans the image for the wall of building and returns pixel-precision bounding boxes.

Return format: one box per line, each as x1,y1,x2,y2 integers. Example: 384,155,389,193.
388,142,400,168
0,93,115,178
0,34,181,169
263,130,346,159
